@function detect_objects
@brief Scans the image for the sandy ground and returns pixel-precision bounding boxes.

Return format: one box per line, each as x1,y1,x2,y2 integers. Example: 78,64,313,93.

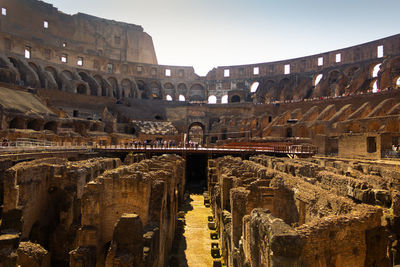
171,194,215,267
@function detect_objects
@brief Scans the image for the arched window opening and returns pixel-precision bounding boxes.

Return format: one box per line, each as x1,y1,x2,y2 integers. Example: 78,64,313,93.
179,94,185,101
372,80,379,93
314,74,323,86
250,82,259,93
27,120,41,131
188,124,204,144
77,84,86,94
396,77,400,87
372,63,381,78
221,95,228,104
231,95,240,103
208,95,217,104
44,121,57,132
166,95,173,101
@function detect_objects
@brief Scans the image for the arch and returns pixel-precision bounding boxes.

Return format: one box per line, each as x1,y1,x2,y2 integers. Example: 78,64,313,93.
8,57,18,69
178,94,185,101
250,82,259,93
137,80,147,91
189,83,205,101
327,70,340,84
9,117,25,129
27,119,42,131
44,121,57,132
313,74,323,86
121,79,135,98
371,79,379,93
189,95,205,102
231,95,240,103
395,76,400,88
141,91,149,99
208,95,217,104
77,84,87,95
164,82,175,99
149,81,162,99
279,78,291,100
107,77,119,98
221,95,228,104
93,75,108,97
28,62,44,88
61,70,73,80
188,122,205,145
45,66,61,89
259,80,278,103
79,72,99,96
166,95,173,101
177,83,187,96
371,63,381,78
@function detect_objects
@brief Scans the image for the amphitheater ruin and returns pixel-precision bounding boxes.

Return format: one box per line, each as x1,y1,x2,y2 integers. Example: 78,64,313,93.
0,0,399,266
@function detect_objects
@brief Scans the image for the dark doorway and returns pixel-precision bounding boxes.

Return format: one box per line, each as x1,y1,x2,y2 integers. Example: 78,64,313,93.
188,123,204,145
286,127,293,137
231,95,240,103
185,154,208,193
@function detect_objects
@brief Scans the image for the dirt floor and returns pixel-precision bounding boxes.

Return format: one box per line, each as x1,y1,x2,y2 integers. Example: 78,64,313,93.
169,194,215,267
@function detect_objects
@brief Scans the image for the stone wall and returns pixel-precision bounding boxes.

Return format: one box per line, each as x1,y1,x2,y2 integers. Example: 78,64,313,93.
70,154,185,267
209,155,396,266
1,157,120,265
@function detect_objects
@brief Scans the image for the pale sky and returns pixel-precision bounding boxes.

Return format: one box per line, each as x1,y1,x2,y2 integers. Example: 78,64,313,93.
44,0,400,76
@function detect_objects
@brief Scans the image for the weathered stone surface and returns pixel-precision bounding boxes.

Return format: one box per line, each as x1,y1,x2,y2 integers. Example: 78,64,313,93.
17,242,50,267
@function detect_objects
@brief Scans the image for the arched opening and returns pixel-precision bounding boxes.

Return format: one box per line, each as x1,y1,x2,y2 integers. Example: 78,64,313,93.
93,75,108,97
179,94,185,101
314,74,323,86
208,95,217,104
221,95,228,104
188,123,205,145
79,72,99,96
141,92,149,99
45,66,61,89
77,84,87,95
250,82,259,93
61,70,73,80
121,79,134,98
231,95,240,103
164,83,175,99
395,77,400,88
28,62,44,88
27,119,42,131
260,80,278,103
189,84,205,101
108,77,119,98
166,95,173,101
372,80,379,93
150,81,162,99
177,83,187,97
372,63,382,78
44,121,57,132
9,117,25,129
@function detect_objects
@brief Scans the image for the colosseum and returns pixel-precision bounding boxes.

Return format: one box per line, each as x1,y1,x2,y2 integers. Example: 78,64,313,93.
0,0,399,266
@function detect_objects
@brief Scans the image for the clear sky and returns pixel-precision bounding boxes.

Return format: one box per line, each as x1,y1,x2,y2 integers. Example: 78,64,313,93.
44,0,400,76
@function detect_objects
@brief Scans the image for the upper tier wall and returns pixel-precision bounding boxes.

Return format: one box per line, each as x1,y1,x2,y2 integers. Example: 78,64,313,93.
0,0,158,64
208,33,400,80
